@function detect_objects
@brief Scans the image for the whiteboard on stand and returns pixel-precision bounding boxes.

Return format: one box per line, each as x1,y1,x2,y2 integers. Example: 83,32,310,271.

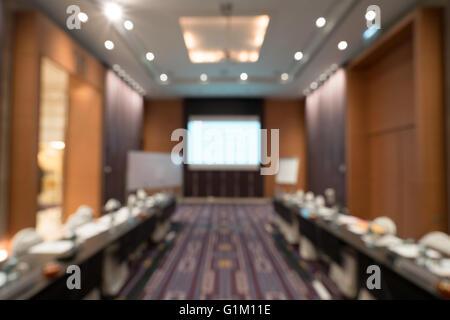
127,151,183,191
275,157,300,185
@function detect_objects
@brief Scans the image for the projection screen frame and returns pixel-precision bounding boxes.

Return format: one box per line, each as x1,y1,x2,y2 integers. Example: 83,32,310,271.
187,115,261,171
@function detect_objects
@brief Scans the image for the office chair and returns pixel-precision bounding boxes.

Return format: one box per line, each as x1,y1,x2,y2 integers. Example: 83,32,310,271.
11,228,43,257
373,216,397,235
64,205,94,233
419,231,450,256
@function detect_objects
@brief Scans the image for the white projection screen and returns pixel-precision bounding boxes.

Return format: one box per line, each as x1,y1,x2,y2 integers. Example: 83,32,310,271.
187,115,261,170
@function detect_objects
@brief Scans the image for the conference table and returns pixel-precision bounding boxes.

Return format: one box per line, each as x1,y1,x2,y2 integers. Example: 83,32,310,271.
0,196,176,300
273,196,449,300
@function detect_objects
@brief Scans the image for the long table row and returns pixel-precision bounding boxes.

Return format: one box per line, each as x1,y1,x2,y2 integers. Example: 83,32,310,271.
273,197,449,300
0,196,176,300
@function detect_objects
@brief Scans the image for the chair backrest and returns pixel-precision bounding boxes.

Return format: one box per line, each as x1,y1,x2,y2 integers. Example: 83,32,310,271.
373,216,397,235
65,205,94,231
104,198,121,212
315,195,325,208
127,194,137,206
305,191,314,203
419,231,450,256
11,228,43,256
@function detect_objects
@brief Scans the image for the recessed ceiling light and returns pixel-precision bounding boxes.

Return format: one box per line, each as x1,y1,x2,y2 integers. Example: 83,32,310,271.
146,52,155,61
330,63,339,72
303,89,310,96
240,72,248,81
338,41,348,50
310,82,318,90
200,73,208,82
319,73,328,82
281,73,289,81
124,20,134,30
365,10,377,21
78,12,88,23
104,40,114,50
160,73,168,82
104,3,122,21
294,51,304,61
315,17,326,28
180,15,269,64
112,64,120,72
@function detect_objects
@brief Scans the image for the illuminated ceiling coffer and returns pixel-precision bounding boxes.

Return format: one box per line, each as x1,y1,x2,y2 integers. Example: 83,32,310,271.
179,15,270,63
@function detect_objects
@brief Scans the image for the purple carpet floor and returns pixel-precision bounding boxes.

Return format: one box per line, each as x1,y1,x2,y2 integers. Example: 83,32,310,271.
123,204,343,300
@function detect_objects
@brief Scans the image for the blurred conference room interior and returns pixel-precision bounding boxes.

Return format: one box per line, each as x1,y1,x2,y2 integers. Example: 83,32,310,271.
0,0,450,301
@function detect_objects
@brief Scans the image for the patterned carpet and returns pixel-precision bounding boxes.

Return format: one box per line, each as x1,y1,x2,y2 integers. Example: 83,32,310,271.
120,204,342,300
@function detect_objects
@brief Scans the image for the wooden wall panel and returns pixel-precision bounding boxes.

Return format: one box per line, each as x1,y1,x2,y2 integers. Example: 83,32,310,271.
141,99,183,195
414,9,447,235
103,71,143,203
264,99,306,197
365,40,414,134
142,99,183,153
347,8,446,238
8,12,40,236
306,70,347,206
39,14,103,91
8,12,105,237
64,77,103,218
346,69,369,219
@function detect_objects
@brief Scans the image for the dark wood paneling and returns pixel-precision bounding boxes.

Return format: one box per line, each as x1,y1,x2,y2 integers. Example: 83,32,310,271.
183,98,263,198
306,69,347,206
103,71,143,204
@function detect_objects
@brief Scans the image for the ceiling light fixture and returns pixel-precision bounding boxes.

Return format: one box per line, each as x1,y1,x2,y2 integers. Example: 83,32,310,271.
78,12,88,23
294,51,304,61
160,73,168,82
189,51,226,63
365,10,377,21
104,2,122,21
146,52,155,61
315,17,326,28
200,73,208,82
337,41,348,50
240,72,248,81
281,73,289,81
104,40,115,50
179,14,269,64
310,82,318,90
112,64,146,95
124,20,134,30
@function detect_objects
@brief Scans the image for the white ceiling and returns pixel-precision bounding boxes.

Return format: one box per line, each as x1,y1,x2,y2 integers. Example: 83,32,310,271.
28,0,422,98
